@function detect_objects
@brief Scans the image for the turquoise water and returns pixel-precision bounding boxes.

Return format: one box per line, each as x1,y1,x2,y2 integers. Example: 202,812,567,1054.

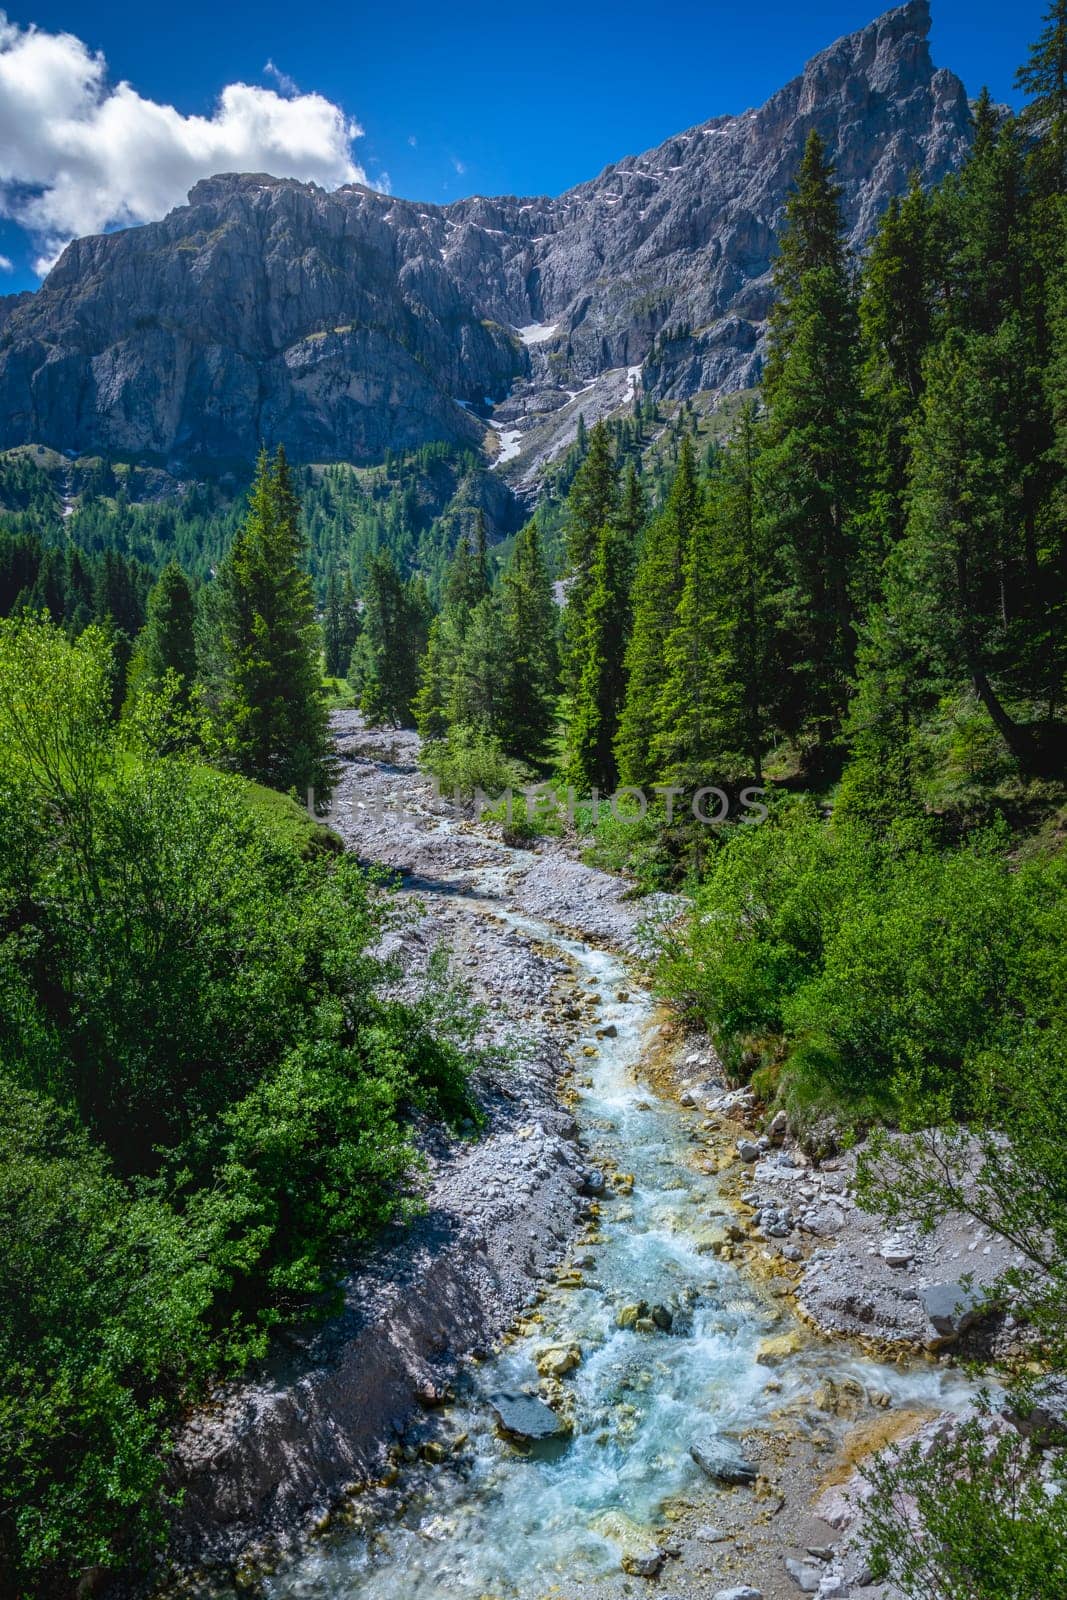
260,897,973,1600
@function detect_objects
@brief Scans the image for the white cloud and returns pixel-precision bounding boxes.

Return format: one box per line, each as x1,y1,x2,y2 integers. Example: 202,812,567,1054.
407,133,417,147
0,252,12,271
0,14,368,274
451,156,467,175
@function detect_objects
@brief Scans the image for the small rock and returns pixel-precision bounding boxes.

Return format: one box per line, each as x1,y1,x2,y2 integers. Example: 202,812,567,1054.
921,1281,985,1338
737,1139,761,1163
651,1303,674,1330
696,1524,728,1543
597,1023,619,1039
621,1548,664,1578
768,1108,788,1143
535,1343,581,1378
690,1437,757,1485
757,1330,804,1364
617,1301,647,1329
817,1576,850,1598
712,1589,764,1600
784,1557,824,1593
419,1440,448,1464
880,1239,914,1267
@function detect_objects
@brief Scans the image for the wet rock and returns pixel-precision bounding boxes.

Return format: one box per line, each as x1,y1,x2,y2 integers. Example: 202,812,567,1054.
690,1437,758,1485
756,1330,804,1364
921,1281,985,1338
650,1303,673,1331
488,1391,570,1441
580,1168,606,1196
597,1023,619,1039
617,1301,647,1329
535,1343,581,1378
784,1557,824,1592
419,1440,448,1464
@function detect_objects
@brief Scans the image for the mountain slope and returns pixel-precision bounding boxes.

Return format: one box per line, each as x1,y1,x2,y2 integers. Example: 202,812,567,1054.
0,1,969,484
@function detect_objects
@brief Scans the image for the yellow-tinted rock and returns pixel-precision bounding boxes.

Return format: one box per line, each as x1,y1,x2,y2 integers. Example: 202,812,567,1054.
757,1330,806,1364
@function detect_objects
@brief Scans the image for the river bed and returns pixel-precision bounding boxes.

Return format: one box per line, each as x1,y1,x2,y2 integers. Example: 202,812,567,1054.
249,812,976,1600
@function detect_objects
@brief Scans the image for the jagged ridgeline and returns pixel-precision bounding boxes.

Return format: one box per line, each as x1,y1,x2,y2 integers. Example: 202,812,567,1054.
0,1,966,489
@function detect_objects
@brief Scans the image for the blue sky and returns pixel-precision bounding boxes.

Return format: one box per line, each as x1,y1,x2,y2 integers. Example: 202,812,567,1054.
0,0,1038,290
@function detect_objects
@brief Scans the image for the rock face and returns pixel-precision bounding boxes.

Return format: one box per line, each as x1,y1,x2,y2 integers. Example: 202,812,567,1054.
0,3,970,481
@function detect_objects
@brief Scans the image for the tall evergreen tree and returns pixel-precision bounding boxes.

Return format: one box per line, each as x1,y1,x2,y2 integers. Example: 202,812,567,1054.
857,179,933,587
614,437,700,788
561,422,618,692
500,519,559,763
566,505,633,793
217,448,333,796
1017,0,1067,197
655,406,771,788
350,549,429,729
134,561,197,708
762,129,862,760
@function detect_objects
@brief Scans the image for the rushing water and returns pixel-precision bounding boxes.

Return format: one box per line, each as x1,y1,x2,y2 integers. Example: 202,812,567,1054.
258,879,975,1600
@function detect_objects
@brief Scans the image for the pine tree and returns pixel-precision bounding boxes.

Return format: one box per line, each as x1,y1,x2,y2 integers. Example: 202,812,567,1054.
857,179,933,591
655,406,771,789
561,422,618,691
217,447,333,796
890,330,1042,770
500,519,559,763
135,561,197,707
614,436,700,789
322,568,343,677
1017,0,1067,197
566,506,633,793
762,130,862,761
349,549,428,728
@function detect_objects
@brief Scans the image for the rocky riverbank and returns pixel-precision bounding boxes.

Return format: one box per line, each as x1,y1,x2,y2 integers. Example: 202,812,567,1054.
168,714,1006,1600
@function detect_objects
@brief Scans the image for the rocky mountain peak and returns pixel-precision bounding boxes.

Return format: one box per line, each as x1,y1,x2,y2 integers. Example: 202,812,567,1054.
0,4,971,489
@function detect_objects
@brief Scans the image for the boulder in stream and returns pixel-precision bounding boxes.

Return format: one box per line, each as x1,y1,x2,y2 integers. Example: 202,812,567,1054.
488,1391,570,1441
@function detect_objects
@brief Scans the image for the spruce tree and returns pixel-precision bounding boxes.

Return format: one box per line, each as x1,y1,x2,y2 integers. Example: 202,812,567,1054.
857,179,933,590
1017,0,1067,197
655,406,771,789
614,436,700,788
500,519,559,763
762,130,862,761
561,422,618,692
350,549,428,728
135,561,197,708
566,506,633,793
217,448,332,796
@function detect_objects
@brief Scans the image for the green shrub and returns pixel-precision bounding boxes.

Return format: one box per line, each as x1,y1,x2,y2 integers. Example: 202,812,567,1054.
0,617,486,1590
420,724,531,798
658,799,1066,1113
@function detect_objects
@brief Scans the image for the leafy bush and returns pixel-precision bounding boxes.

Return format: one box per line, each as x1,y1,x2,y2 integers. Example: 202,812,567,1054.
0,617,485,1591
657,799,1066,1115
860,1412,1067,1600
420,724,531,799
